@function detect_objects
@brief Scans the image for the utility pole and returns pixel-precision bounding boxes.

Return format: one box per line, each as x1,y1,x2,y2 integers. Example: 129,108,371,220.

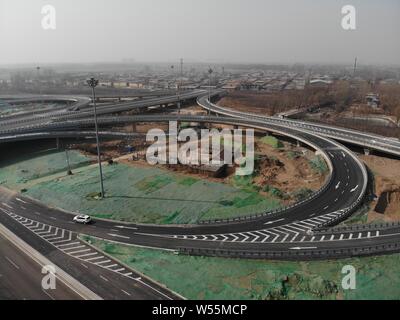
65,146,72,176
208,67,213,102
178,58,183,114
353,57,358,77
36,66,42,103
87,77,105,199
170,65,175,91
207,67,213,118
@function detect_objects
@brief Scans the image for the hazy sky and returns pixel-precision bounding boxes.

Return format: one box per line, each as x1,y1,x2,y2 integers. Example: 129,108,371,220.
0,0,399,65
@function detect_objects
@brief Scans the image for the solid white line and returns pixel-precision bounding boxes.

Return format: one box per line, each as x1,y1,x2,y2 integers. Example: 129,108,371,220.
291,223,310,232
269,231,280,243
239,233,250,242
46,235,65,242
259,231,270,243
15,198,28,204
99,275,109,282
280,233,290,243
85,256,105,262
123,272,133,277
75,252,98,259
121,289,131,297
68,249,91,255
27,222,40,230
42,289,55,300
57,241,80,248
5,256,20,269
63,245,86,251
32,225,47,233
351,185,359,193
264,218,285,225
247,232,260,243
114,225,138,230
1,203,13,209
95,260,112,265
107,233,130,240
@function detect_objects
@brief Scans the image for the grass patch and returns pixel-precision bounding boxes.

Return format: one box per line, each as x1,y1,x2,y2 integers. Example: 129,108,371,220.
135,175,173,194
178,177,198,186
85,236,400,300
232,193,264,208
309,156,328,174
260,136,283,149
292,188,314,201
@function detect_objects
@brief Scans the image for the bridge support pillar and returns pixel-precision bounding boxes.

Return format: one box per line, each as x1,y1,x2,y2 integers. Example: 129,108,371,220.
296,140,301,147
364,148,371,156
56,138,60,150
131,123,137,132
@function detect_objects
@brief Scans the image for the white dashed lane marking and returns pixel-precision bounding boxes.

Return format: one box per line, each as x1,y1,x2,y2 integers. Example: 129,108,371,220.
0,209,171,296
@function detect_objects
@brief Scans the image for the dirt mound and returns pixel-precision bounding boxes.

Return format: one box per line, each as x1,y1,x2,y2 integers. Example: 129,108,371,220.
360,155,400,222
372,176,400,219
254,156,285,183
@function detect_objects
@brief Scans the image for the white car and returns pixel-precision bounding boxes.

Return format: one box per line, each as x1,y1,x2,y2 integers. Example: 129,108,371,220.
73,215,92,224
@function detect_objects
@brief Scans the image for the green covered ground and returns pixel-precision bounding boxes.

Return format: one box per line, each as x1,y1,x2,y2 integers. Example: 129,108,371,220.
0,148,92,190
25,163,281,224
85,236,400,300
0,148,281,224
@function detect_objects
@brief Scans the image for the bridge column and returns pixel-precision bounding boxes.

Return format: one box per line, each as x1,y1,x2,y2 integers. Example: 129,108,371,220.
296,140,301,147
56,138,60,150
131,123,137,132
364,148,371,156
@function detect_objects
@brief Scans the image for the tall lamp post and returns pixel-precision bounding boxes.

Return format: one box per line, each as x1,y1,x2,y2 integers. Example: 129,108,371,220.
87,77,105,199
208,67,213,116
208,67,213,102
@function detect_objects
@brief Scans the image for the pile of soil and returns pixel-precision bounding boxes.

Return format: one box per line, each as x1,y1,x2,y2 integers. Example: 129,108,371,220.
360,155,400,222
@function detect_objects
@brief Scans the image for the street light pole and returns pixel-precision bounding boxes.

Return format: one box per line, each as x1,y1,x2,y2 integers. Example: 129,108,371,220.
87,77,105,199
208,67,213,102
178,58,183,114
208,67,213,116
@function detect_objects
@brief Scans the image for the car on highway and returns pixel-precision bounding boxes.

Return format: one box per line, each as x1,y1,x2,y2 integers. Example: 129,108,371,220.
73,214,92,224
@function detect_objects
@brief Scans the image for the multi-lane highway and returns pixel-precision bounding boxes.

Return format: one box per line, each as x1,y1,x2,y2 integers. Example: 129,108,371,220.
199,94,400,157
0,91,399,266
0,188,182,300
0,228,83,300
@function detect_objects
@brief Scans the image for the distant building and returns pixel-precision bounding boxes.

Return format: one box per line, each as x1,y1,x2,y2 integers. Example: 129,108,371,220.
309,79,333,88
366,93,380,109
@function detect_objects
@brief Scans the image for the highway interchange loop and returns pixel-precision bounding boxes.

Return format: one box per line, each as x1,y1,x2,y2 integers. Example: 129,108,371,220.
1,91,400,261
